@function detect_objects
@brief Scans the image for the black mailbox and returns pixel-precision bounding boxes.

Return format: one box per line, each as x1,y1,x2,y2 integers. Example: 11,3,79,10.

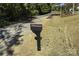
30,24,42,51
30,24,42,37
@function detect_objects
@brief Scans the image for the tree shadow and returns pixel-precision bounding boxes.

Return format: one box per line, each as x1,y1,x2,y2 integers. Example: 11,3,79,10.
7,35,23,47
0,25,24,55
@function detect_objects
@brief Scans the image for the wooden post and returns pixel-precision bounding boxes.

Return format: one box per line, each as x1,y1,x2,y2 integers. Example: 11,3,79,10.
60,6,62,16
73,3,75,15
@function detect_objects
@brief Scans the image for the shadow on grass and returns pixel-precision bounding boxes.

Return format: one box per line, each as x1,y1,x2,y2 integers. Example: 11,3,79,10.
0,16,37,28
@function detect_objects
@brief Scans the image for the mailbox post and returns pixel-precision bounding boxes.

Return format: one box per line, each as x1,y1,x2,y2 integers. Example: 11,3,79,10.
30,24,42,51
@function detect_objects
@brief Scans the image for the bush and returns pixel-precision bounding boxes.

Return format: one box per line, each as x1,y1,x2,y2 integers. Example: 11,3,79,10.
31,10,39,16
37,4,51,15
0,19,10,28
0,3,53,27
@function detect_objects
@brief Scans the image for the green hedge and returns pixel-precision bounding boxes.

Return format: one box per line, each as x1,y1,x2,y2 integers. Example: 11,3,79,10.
0,19,10,28
0,3,52,27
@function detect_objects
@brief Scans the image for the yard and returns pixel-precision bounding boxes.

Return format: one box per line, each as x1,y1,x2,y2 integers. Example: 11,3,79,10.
9,14,79,56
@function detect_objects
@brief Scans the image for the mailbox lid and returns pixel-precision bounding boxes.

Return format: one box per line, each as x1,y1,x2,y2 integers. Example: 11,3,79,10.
30,24,42,27
30,24,42,31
